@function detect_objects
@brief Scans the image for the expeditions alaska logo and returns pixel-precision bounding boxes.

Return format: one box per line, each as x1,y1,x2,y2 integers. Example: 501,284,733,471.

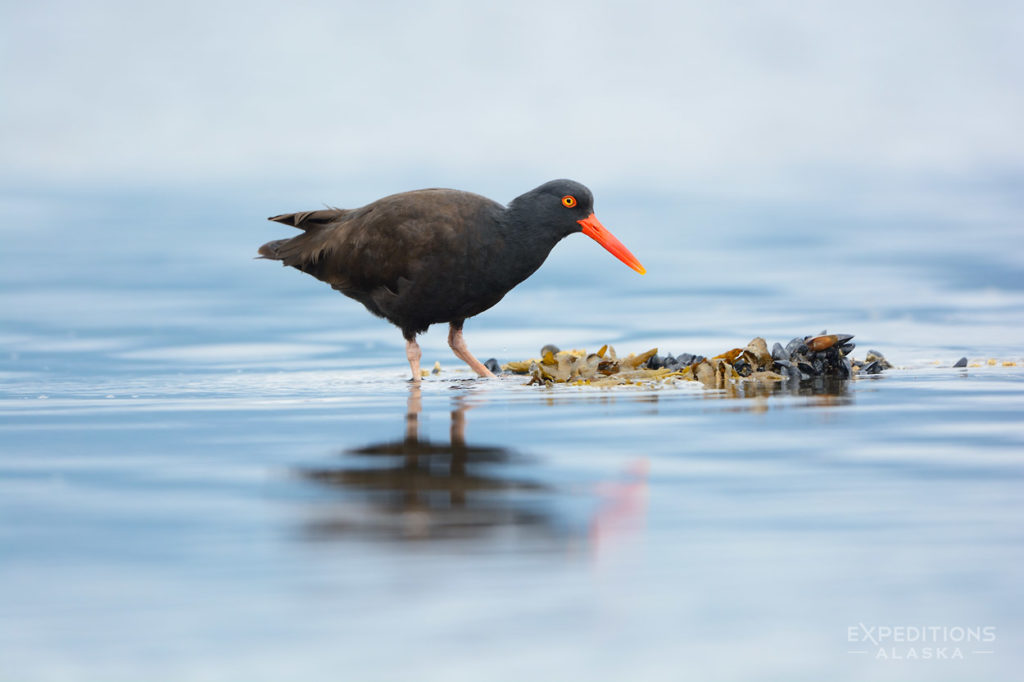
847,624,996,660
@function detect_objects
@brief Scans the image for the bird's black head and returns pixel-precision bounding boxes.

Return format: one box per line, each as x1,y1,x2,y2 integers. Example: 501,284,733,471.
509,179,595,237
508,179,646,275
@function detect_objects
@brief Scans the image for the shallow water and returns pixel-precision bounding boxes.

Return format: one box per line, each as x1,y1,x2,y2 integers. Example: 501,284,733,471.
2,187,1023,680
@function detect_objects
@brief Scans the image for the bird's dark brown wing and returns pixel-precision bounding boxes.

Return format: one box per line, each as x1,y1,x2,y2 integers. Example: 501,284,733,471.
260,189,504,328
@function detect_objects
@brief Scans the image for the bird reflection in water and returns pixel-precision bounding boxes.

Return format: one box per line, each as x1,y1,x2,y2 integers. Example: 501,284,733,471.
300,386,563,545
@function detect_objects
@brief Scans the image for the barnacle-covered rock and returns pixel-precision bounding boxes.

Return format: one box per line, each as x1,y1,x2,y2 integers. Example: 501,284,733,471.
501,332,894,390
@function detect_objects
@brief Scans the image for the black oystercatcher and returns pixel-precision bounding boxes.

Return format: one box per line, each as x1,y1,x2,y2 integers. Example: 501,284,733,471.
258,179,645,381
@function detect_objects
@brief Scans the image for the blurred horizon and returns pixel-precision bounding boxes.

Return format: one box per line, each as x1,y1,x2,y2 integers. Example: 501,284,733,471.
2,1,1023,221
2,0,1021,359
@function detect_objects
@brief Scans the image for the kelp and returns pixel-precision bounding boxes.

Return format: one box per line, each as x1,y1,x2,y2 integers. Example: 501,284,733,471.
501,333,891,389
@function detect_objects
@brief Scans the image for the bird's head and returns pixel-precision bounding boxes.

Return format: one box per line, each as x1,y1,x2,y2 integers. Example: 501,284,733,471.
511,179,646,275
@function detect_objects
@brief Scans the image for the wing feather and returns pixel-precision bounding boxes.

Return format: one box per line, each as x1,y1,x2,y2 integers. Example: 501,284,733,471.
259,189,504,330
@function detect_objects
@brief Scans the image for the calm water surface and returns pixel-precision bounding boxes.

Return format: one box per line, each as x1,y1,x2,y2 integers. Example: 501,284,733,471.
1,188,1022,681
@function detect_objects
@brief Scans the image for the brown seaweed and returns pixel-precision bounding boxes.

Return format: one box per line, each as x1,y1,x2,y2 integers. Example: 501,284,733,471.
502,332,894,390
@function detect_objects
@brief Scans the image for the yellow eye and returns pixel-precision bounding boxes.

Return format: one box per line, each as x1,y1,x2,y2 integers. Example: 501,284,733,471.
561,195,577,208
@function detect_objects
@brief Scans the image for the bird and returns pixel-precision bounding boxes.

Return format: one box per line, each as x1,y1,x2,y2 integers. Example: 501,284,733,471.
258,179,645,381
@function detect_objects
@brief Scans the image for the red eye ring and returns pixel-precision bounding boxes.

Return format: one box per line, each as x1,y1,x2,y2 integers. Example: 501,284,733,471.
561,195,577,208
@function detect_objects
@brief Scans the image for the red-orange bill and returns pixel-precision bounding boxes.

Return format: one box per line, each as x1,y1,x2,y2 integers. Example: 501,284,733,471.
577,214,646,275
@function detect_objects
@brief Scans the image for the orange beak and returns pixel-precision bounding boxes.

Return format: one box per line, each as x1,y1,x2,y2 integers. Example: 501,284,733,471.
577,213,646,275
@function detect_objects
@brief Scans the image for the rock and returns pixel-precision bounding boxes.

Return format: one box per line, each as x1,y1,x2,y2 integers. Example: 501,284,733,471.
744,337,772,369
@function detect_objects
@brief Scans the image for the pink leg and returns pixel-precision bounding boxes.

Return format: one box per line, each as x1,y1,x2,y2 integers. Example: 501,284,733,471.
406,337,422,382
448,324,496,378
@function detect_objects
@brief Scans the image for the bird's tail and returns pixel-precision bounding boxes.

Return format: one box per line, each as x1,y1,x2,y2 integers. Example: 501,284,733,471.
257,239,289,260
260,207,347,262
268,208,348,230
